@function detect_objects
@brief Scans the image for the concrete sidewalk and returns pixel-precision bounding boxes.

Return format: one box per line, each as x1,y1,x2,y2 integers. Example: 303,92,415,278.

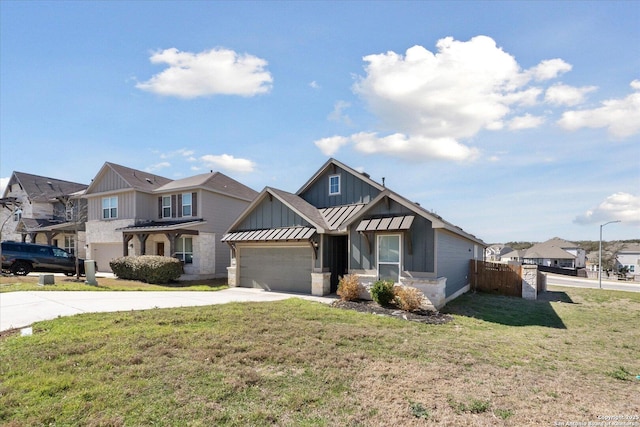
0,288,336,332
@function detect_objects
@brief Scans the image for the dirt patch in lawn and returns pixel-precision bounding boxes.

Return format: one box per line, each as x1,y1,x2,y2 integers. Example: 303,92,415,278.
331,299,453,324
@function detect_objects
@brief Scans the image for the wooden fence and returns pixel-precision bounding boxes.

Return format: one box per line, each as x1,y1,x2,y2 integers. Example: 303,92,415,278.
470,260,522,297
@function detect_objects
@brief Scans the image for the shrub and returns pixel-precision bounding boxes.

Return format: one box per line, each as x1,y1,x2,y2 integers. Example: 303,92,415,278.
370,279,395,306
109,255,183,284
394,286,425,311
337,274,363,301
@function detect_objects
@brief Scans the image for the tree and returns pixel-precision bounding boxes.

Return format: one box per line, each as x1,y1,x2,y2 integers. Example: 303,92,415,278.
56,195,88,279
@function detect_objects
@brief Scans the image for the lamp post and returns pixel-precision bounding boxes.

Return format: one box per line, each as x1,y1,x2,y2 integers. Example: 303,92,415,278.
0,205,23,274
599,220,621,289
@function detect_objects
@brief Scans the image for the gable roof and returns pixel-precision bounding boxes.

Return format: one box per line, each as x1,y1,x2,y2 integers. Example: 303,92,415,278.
85,162,172,194
6,171,87,202
523,240,575,260
341,189,486,246
543,237,580,248
156,172,257,201
226,187,329,233
296,158,385,196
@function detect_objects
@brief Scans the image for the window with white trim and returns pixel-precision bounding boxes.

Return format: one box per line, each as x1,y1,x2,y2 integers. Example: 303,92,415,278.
162,196,171,218
102,196,118,219
64,235,75,254
329,174,341,195
182,193,192,217
175,237,193,264
377,234,401,282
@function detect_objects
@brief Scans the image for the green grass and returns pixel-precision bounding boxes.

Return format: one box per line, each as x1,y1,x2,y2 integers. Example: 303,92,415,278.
1,285,639,426
0,275,227,292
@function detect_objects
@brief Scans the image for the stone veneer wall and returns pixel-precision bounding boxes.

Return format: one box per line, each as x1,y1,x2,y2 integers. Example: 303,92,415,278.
354,273,447,310
311,271,331,296
521,264,538,300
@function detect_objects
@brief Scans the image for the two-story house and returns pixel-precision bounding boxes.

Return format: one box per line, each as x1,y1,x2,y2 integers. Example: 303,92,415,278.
1,171,88,257
83,162,257,277
223,158,486,308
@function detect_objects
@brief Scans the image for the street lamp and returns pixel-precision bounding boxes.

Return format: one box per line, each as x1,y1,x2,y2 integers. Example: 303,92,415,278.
0,206,23,274
599,220,621,289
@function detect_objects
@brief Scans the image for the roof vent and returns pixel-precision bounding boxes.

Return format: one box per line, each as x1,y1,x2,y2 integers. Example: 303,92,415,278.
145,178,153,184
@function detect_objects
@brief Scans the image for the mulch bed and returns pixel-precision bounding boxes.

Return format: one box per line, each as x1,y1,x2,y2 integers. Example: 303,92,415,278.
331,299,453,324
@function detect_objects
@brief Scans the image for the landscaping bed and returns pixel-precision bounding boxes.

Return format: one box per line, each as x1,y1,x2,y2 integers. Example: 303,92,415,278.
331,299,453,324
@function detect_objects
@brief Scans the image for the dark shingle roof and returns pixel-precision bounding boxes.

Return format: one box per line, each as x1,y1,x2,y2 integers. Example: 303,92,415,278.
10,172,87,202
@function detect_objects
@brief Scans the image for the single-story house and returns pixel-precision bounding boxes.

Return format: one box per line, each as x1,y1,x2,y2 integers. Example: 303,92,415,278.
223,158,485,308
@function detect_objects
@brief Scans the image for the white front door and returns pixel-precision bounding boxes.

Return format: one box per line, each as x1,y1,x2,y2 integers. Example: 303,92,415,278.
377,234,401,282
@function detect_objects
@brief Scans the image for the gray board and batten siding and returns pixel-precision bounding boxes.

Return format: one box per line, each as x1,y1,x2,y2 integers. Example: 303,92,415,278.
298,164,382,208
348,198,436,273
436,229,478,297
235,195,313,231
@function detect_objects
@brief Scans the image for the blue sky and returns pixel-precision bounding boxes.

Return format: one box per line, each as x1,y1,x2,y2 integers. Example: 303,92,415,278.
1,1,638,243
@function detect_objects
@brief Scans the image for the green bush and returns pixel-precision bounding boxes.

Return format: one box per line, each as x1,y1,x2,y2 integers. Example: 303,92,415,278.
109,255,183,284
370,279,395,306
337,274,363,301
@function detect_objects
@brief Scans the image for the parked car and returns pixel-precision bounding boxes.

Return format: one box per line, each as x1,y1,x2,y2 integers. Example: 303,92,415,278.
1,241,87,276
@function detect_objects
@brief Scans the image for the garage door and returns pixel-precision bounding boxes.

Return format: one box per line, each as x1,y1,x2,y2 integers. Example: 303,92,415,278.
238,246,312,294
91,243,122,273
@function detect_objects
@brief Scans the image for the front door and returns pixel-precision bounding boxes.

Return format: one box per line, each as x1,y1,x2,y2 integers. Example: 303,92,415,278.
329,236,348,293
156,242,165,256
377,234,401,282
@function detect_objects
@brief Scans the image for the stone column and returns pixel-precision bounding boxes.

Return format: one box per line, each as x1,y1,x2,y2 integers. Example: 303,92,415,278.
521,264,538,300
311,271,331,296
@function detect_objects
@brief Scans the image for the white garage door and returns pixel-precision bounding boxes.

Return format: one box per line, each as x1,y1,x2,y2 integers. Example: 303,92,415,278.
238,246,312,294
91,243,122,273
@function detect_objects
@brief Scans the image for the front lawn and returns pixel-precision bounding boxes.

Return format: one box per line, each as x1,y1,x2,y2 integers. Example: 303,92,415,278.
1,285,638,426
0,275,227,292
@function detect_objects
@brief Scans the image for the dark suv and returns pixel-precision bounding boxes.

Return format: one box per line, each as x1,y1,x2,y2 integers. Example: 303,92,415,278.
1,241,86,276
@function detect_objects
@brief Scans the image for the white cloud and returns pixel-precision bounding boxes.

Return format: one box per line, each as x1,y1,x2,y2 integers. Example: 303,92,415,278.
508,114,545,130
159,148,195,159
350,132,479,162
136,47,273,98
0,177,9,196
557,80,640,138
314,135,350,156
574,192,640,226
545,83,597,106
526,58,572,81
145,162,171,172
320,36,573,161
309,81,320,89
328,101,352,125
200,154,256,173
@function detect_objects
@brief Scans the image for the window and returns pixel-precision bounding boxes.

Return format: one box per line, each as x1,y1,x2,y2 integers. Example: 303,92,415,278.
52,247,70,258
377,234,401,282
64,236,75,254
182,193,192,217
162,196,171,218
175,237,193,264
329,174,341,195
102,197,118,219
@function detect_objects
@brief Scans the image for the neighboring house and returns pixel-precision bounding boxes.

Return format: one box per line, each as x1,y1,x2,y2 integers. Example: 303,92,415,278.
616,244,640,280
485,244,514,262
1,172,88,257
500,249,524,264
83,162,257,277
223,158,485,308
522,237,586,269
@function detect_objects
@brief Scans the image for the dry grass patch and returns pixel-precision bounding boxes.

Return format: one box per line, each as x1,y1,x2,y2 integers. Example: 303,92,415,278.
0,286,638,426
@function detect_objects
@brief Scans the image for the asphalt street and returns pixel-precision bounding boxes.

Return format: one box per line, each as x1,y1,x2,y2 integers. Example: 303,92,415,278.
545,273,640,292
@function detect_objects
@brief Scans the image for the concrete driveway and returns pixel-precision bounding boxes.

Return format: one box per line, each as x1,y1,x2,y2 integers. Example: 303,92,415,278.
0,288,335,332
